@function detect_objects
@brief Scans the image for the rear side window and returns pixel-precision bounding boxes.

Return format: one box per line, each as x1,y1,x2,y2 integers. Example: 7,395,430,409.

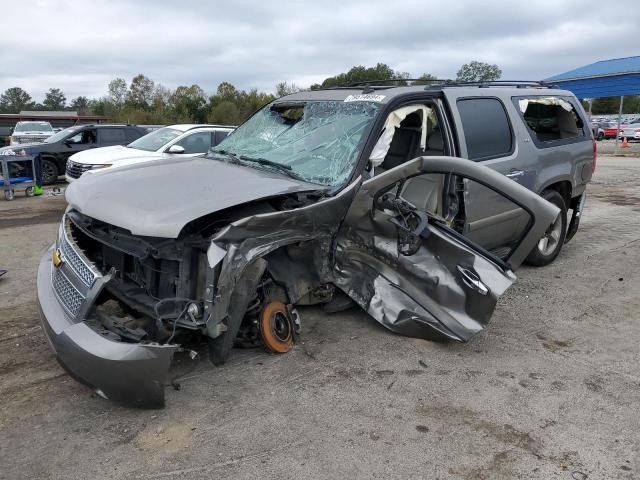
457,98,513,161
213,130,231,146
514,96,585,145
100,128,127,144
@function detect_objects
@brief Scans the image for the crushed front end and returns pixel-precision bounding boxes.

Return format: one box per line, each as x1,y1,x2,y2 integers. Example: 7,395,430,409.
37,213,188,407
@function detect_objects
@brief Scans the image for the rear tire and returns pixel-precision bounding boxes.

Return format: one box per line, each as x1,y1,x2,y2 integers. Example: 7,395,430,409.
41,159,58,185
525,189,567,267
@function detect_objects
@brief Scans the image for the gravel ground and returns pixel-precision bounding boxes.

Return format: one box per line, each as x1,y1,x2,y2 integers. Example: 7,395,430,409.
596,138,640,156
0,158,638,479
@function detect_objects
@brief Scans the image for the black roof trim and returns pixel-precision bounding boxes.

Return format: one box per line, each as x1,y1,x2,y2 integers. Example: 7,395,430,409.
312,79,553,94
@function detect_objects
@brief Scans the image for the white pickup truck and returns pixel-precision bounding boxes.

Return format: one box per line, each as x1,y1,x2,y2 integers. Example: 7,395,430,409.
10,121,54,146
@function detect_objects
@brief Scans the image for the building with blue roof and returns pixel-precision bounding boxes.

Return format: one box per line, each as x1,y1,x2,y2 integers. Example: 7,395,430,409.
544,56,640,99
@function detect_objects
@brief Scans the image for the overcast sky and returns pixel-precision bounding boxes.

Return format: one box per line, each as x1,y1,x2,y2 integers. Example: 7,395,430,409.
2,0,638,102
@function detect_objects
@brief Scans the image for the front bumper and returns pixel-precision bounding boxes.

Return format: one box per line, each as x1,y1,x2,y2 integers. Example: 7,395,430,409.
37,245,178,408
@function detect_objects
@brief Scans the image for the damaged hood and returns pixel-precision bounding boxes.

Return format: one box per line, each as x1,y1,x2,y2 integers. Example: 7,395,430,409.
65,156,322,238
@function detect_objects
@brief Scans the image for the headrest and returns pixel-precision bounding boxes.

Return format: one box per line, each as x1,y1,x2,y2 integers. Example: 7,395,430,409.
400,112,422,129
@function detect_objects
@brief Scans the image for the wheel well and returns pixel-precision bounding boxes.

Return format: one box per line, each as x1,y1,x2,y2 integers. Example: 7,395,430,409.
41,155,62,174
543,181,571,207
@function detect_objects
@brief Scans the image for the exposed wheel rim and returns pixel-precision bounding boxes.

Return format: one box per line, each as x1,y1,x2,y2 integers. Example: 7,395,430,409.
537,213,562,256
42,161,57,184
259,302,293,353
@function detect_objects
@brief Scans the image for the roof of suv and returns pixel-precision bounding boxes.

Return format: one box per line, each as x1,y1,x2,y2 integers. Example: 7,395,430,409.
275,82,575,104
168,124,236,132
74,124,146,129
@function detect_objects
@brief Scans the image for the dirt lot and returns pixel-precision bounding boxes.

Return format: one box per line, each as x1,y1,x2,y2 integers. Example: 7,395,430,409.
1,157,638,479
596,138,640,156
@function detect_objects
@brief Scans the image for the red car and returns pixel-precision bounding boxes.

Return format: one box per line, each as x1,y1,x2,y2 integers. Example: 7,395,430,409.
604,124,623,138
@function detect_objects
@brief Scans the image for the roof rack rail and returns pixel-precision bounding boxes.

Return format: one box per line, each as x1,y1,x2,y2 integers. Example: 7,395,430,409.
348,78,453,87
424,80,552,89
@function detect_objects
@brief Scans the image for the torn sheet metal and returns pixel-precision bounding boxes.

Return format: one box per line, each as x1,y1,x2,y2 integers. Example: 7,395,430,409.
369,105,433,166
333,155,558,342
205,179,362,333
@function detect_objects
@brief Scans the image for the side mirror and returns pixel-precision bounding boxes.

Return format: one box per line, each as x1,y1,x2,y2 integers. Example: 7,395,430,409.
167,145,185,154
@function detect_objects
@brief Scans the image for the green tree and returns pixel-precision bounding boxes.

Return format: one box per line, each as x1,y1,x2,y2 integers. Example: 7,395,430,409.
108,78,128,107
206,82,275,126
623,96,640,114
456,61,502,82
126,74,155,107
588,96,640,115
411,73,439,85
70,96,90,115
591,97,622,115
171,84,207,122
43,88,66,110
275,81,302,97
311,63,409,89
0,87,34,113
208,100,241,125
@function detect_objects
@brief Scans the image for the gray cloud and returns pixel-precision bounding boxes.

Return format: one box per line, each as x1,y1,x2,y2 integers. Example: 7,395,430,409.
1,0,638,101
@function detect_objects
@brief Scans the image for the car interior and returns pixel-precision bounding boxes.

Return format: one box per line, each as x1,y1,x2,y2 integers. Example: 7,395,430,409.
375,108,445,215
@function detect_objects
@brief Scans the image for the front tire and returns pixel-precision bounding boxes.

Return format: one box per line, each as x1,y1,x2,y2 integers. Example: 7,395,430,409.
525,189,567,267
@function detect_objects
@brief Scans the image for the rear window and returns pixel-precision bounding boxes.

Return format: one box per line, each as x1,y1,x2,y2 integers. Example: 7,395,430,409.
514,96,585,145
457,98,513,161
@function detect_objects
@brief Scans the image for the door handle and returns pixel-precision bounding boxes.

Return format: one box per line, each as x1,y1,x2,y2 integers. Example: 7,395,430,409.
457,265,489,296
506,169,524,179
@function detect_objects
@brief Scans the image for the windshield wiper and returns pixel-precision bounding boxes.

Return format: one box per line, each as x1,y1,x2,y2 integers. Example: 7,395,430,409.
239,155,291,170
210,151,305,181
237,155,307,180
209,149,241,163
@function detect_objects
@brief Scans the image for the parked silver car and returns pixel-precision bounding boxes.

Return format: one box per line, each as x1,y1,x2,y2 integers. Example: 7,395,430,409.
37,82,593,406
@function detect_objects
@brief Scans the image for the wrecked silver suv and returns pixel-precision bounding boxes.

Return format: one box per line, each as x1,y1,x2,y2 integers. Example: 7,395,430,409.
37,84,573,407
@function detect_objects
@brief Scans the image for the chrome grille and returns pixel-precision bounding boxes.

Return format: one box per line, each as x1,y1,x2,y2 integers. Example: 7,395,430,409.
65,160,93,179
52,267,85,317
59,228,96,287
13,135,48,144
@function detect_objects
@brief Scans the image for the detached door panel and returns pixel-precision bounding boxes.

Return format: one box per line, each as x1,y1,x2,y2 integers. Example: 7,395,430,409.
334,156,559,342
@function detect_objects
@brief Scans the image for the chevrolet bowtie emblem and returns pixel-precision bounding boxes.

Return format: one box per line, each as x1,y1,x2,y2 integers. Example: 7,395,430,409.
52,249,63,268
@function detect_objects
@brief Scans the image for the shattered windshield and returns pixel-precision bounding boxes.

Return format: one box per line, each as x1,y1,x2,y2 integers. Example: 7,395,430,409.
210,100,381,186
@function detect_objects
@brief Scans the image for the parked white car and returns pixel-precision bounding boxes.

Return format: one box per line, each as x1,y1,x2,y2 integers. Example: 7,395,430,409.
10,121,54,145
65,124,234,182
619,120,640,140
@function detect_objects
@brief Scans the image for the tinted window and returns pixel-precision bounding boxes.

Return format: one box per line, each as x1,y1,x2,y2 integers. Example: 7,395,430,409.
125,129,143,142
213,130,231,146
174,131,212,154
100,128,127,144
515,96,585,144
457,98,513,160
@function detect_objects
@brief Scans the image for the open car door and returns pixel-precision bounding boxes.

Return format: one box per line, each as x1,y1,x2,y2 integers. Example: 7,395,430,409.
333,156,559,342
